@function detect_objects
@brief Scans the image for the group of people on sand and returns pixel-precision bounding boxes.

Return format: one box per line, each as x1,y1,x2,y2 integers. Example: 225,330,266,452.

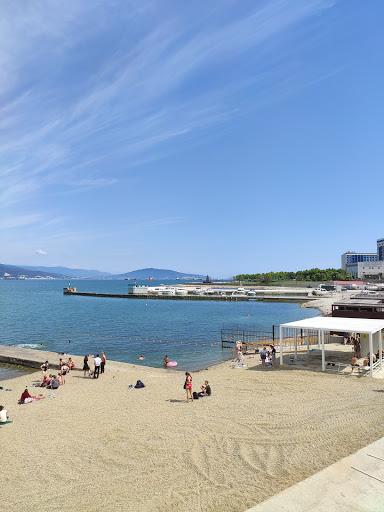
82,352,107,378
2,350,108,426
35,357,75,389
183,372,211,403
259,345,277,367
233,341,277,368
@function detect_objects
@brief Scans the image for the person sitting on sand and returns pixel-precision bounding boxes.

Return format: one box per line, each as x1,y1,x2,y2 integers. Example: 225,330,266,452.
47,375,60,389
19,388,44,404
68,357,75,370
198,380,211,397
163,355,170,368
0,405,12,424
40,374,52,387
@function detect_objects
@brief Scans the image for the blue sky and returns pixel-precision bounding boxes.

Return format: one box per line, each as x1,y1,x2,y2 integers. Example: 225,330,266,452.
1,0,383,276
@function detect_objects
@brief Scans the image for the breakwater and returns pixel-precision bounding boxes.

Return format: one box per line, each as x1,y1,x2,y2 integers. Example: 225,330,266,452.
63,289,315,303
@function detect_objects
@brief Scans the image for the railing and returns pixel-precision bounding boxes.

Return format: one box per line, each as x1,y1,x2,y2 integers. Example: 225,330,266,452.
372,359,383,375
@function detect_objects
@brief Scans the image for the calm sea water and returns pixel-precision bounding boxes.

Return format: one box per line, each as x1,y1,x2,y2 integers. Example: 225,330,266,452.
0,280,318,370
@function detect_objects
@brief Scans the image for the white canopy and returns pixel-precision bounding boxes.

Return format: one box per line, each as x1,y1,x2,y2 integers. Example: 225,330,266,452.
281,316,384,335
279,315,384,376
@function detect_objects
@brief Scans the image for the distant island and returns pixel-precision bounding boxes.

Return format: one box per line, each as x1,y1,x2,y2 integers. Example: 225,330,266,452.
0,264,204,281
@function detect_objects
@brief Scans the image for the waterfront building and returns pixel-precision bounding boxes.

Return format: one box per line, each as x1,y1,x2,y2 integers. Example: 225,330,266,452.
350,261,384,279
378,238,384,261
341,251,378,273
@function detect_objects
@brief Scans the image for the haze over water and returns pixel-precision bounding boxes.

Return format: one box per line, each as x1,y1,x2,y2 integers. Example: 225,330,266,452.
0,280,318,370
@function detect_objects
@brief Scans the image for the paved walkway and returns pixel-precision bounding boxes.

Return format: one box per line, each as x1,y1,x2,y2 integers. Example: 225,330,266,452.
247,437,384,512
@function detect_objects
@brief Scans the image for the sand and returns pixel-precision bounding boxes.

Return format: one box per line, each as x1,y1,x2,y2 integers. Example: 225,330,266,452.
1,352,384,512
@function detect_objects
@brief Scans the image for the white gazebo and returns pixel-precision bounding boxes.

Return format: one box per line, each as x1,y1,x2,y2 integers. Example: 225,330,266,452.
279,316,384,377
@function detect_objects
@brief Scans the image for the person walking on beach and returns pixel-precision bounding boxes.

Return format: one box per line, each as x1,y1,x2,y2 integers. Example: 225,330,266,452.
93,354,101,379
184,372,193,402
101,352,107,374
83,354,90,377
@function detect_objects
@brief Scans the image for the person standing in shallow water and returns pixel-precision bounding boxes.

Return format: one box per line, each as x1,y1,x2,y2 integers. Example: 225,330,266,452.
184,372,193,402
101,352,107,374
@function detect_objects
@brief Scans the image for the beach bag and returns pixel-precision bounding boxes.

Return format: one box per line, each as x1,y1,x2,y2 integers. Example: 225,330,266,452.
193,392,199,400
134,380,145,389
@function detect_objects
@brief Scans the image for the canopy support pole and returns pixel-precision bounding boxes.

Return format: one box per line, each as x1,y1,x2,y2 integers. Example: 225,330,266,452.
380,330,383,370
294,330,298,360
279,326,283,366
321,330,325,372
369,333,373,377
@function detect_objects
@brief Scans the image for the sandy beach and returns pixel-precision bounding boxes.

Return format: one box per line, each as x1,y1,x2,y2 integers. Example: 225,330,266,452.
2,351,384,512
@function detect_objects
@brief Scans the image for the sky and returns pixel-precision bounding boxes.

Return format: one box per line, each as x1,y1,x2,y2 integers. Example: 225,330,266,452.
1,0,384,277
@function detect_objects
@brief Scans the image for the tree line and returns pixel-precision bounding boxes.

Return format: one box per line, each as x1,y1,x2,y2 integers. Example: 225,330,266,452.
234,268,351,282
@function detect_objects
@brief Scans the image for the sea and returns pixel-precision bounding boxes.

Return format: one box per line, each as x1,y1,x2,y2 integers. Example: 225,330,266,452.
0,279,318,373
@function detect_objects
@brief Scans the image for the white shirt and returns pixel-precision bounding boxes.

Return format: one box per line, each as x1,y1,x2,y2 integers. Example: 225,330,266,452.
0,409,8,423
94,357,101,367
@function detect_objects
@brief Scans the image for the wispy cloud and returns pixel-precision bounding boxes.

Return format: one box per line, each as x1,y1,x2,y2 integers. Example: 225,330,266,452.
35,248,48,256
0,0,337,222
0,213,43,230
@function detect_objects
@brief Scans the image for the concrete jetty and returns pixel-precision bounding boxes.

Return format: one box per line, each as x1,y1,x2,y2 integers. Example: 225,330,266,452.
63,289,314,303
0,344,83,371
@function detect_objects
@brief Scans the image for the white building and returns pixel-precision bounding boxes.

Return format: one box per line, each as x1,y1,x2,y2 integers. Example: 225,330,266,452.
348,261,384,279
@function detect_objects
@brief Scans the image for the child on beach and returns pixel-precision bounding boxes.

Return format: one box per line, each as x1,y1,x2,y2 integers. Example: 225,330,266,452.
184,372,193,402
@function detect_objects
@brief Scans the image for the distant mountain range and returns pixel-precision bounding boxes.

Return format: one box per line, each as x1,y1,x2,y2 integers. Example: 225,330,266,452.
111,268,204,280
0,264,64,279
1,264,204,280
22,265,112,279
